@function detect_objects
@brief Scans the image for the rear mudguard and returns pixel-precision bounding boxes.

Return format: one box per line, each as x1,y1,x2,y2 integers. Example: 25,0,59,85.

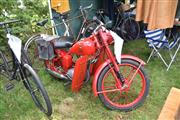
92,54,146,97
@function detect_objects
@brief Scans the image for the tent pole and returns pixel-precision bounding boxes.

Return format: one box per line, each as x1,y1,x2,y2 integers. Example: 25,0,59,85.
48,0,55,35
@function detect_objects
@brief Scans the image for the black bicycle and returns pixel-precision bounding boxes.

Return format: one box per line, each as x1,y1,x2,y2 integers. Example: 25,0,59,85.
96,2,140,42
0,20,52,116
50,3,98,40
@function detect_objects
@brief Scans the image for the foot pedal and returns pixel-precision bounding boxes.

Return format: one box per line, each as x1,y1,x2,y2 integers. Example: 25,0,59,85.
5,82,14,91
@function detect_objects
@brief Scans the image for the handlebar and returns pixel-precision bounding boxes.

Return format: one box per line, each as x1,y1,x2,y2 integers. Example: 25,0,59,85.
79,4,93,11
92,16,105,33
0,19,21,27
36,19,48,27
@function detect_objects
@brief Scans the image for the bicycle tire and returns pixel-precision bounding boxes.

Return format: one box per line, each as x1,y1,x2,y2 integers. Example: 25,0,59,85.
97,58,150,111
0,49,17,78
24,40,43,69
22,64,52,116
21,49,32,66
120,17,140,41
0,50,10,74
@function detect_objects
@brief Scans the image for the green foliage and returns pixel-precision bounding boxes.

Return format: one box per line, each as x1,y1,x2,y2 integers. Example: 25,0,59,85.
0,39,180,119
0,0,49,46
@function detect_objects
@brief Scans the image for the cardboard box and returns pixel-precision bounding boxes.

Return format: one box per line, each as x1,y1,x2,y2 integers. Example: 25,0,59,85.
158,87,180,120
51,0,70,14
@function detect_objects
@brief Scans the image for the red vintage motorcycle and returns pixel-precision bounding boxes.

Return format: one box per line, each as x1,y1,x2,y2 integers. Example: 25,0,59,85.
30,19,150,111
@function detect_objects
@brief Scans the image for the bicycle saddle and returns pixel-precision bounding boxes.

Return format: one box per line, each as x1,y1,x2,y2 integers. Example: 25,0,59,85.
53,36,74,49
37,19,48,26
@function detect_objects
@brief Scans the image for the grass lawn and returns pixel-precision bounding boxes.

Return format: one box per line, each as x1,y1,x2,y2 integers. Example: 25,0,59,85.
0,39,180,120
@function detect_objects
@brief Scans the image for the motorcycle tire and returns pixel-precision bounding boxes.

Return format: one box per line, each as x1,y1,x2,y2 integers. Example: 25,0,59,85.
97,58,150,111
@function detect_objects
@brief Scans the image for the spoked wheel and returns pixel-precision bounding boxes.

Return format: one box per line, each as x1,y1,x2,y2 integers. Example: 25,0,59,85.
0,49,16,78
121,17,140,41
0,51,9,73
24,40,43,70
23,64,52,116
97,59,150,111
21,49,32,66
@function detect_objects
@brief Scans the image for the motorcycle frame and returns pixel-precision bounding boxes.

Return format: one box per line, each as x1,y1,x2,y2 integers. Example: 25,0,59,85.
44,28,146,95
70,29,146,93
89,30,145,96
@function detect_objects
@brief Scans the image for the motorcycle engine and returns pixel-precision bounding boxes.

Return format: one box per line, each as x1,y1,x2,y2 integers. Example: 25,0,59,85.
62,54,73,71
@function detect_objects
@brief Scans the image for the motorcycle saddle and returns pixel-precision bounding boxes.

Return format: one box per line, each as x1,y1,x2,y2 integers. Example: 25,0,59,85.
53,36,74,48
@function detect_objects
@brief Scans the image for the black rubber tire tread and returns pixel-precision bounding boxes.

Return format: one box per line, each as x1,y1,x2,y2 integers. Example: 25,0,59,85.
121,17,140,41
0,50,9,72
24,41,42,69
23,64,52,116
0,50,14,78
97,58,150,111
21,49,32,66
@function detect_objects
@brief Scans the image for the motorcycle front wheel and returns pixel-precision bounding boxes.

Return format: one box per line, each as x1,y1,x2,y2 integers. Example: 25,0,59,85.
97,58,150,111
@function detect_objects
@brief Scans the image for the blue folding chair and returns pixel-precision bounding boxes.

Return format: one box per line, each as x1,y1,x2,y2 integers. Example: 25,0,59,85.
144,29,180,71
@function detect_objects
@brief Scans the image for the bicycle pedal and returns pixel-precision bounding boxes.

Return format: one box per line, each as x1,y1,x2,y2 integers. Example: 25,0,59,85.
5,82,14,91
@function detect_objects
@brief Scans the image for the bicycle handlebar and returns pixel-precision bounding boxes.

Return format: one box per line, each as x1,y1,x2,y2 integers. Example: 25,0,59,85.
92,16,105,33
36,19,48,27
79,4,93,11
0,19,21,27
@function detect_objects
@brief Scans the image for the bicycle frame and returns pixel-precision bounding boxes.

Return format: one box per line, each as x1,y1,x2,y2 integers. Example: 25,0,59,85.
52,4,94,39
24,4,94,53
0,21,33,82
0,47,23,81
7,34,22,63
75,4,93,40
96,3,139,41
62,18,71,36
0,20,53,116
0,23,22,80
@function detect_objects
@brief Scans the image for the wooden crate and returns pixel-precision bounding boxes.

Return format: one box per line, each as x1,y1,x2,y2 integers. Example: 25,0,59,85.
158,87,180,120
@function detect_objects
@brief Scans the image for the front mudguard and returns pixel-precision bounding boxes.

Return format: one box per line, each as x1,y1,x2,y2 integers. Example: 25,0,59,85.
92,54,146,97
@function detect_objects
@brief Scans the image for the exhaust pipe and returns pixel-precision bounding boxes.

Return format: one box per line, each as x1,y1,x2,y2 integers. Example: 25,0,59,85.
46,68,68,80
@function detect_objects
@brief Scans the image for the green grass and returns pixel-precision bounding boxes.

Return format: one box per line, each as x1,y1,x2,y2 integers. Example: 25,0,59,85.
0,39,180,120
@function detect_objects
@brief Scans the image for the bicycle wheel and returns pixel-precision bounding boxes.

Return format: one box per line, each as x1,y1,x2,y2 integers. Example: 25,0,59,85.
0,49,15,77
0,50,9,72
121,17,140,41
21,49,32,66
82,21,98,38
24,40,43,69
22,64,52,116
97,58,150,111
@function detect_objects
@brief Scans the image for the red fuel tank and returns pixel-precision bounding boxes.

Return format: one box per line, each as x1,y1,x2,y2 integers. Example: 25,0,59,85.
69,37,96,56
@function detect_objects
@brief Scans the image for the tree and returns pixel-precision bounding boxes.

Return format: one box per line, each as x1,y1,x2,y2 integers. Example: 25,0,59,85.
0,0,49,46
